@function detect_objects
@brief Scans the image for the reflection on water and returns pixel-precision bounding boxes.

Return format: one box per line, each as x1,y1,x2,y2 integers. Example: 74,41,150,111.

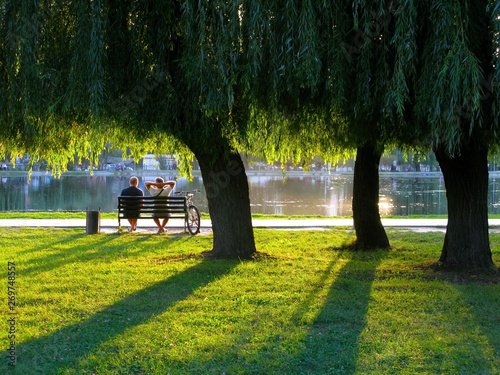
2,173,500,216
250,175,354,216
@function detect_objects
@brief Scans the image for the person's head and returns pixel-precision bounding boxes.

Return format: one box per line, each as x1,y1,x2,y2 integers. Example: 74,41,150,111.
155,177,164,183
129,176,139,187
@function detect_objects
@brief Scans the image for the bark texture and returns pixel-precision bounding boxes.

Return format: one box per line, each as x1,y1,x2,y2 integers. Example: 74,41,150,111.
434,138,493,269
352,141,390,249
189,136,256,259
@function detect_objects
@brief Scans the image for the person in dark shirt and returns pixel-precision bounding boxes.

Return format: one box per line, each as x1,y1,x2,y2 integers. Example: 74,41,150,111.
120,176,144,232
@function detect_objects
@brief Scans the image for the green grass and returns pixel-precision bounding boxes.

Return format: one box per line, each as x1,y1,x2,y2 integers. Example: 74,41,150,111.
0,211,450,220
0,212,336,221
0,211,118,219
4,211,500,221
4,211,500,220
1,228,499,374
0,212,327,220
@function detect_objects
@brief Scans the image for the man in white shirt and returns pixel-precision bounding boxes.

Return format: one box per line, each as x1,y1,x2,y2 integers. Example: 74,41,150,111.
144,177,176,233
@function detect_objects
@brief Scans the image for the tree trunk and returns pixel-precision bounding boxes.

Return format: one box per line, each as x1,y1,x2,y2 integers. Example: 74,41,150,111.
434,139,493,269
352,141,390,249
190,138,256,259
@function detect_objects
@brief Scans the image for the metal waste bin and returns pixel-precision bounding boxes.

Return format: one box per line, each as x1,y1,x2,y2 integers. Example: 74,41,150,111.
86,208,101,234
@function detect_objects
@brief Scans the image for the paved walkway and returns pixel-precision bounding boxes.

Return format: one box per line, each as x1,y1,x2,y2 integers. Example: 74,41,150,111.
2,218,500,232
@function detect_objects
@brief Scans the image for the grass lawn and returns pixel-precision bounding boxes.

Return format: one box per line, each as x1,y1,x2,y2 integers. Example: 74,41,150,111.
3,211,500,221
1,228,499,374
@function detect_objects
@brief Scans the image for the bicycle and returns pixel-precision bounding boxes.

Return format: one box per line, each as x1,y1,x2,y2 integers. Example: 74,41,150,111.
174,189,201,235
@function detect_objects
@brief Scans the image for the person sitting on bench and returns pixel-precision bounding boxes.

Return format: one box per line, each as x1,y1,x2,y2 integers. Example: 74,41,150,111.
145,177,176,233
120,176,144,232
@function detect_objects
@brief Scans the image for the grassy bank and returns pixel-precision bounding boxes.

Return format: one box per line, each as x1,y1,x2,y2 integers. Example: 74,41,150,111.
4,211,500,220
1,228,499,374
0,212,340,220
0,211,476,220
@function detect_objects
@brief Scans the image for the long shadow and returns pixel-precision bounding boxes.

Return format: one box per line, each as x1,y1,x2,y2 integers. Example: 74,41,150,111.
173,248,385,374
21,232,191,276
16,231,84,256
7,258,238,374
451,277,500,373
285,249,386,374
128,248,386,374
21,233,123,275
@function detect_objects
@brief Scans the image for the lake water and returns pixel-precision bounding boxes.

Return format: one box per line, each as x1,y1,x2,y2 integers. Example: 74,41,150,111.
2,172,500,216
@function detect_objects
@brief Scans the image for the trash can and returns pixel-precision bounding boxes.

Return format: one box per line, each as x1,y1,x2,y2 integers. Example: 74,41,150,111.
86,208,101,234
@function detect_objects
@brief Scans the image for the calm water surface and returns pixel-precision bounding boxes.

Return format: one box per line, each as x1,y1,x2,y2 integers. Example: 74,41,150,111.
2,173,500,216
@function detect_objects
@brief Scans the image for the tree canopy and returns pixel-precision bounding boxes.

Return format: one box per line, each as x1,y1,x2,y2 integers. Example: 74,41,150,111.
239,0,499,265
2,0,499,170
1,0,499,265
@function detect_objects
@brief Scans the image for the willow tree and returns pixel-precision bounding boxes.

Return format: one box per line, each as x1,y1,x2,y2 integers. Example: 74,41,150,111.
405,0,497,269
332,1,404,249
333,0,498,265
356,0,497,268
242,0,410,249
0,0,262,258
245,0,498,268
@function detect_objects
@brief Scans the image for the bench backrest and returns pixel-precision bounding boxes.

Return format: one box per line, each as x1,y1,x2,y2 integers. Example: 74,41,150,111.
118,196,187,217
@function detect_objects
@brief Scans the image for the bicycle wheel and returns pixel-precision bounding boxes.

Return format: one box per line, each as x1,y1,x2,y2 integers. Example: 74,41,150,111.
187,205,200,235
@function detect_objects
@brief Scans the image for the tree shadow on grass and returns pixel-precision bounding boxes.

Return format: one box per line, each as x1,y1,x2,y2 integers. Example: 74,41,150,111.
284,249,386,374
4,258,238,374
16,231,84,256
20,233,129,275
21,232,194,276
446,268,500,373
175,248,387,375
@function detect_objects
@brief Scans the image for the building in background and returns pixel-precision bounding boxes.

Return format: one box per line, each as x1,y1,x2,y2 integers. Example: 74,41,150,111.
142,154,177,170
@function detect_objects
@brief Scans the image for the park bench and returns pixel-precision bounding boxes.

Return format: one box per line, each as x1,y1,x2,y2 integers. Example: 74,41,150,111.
118,194,200,234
